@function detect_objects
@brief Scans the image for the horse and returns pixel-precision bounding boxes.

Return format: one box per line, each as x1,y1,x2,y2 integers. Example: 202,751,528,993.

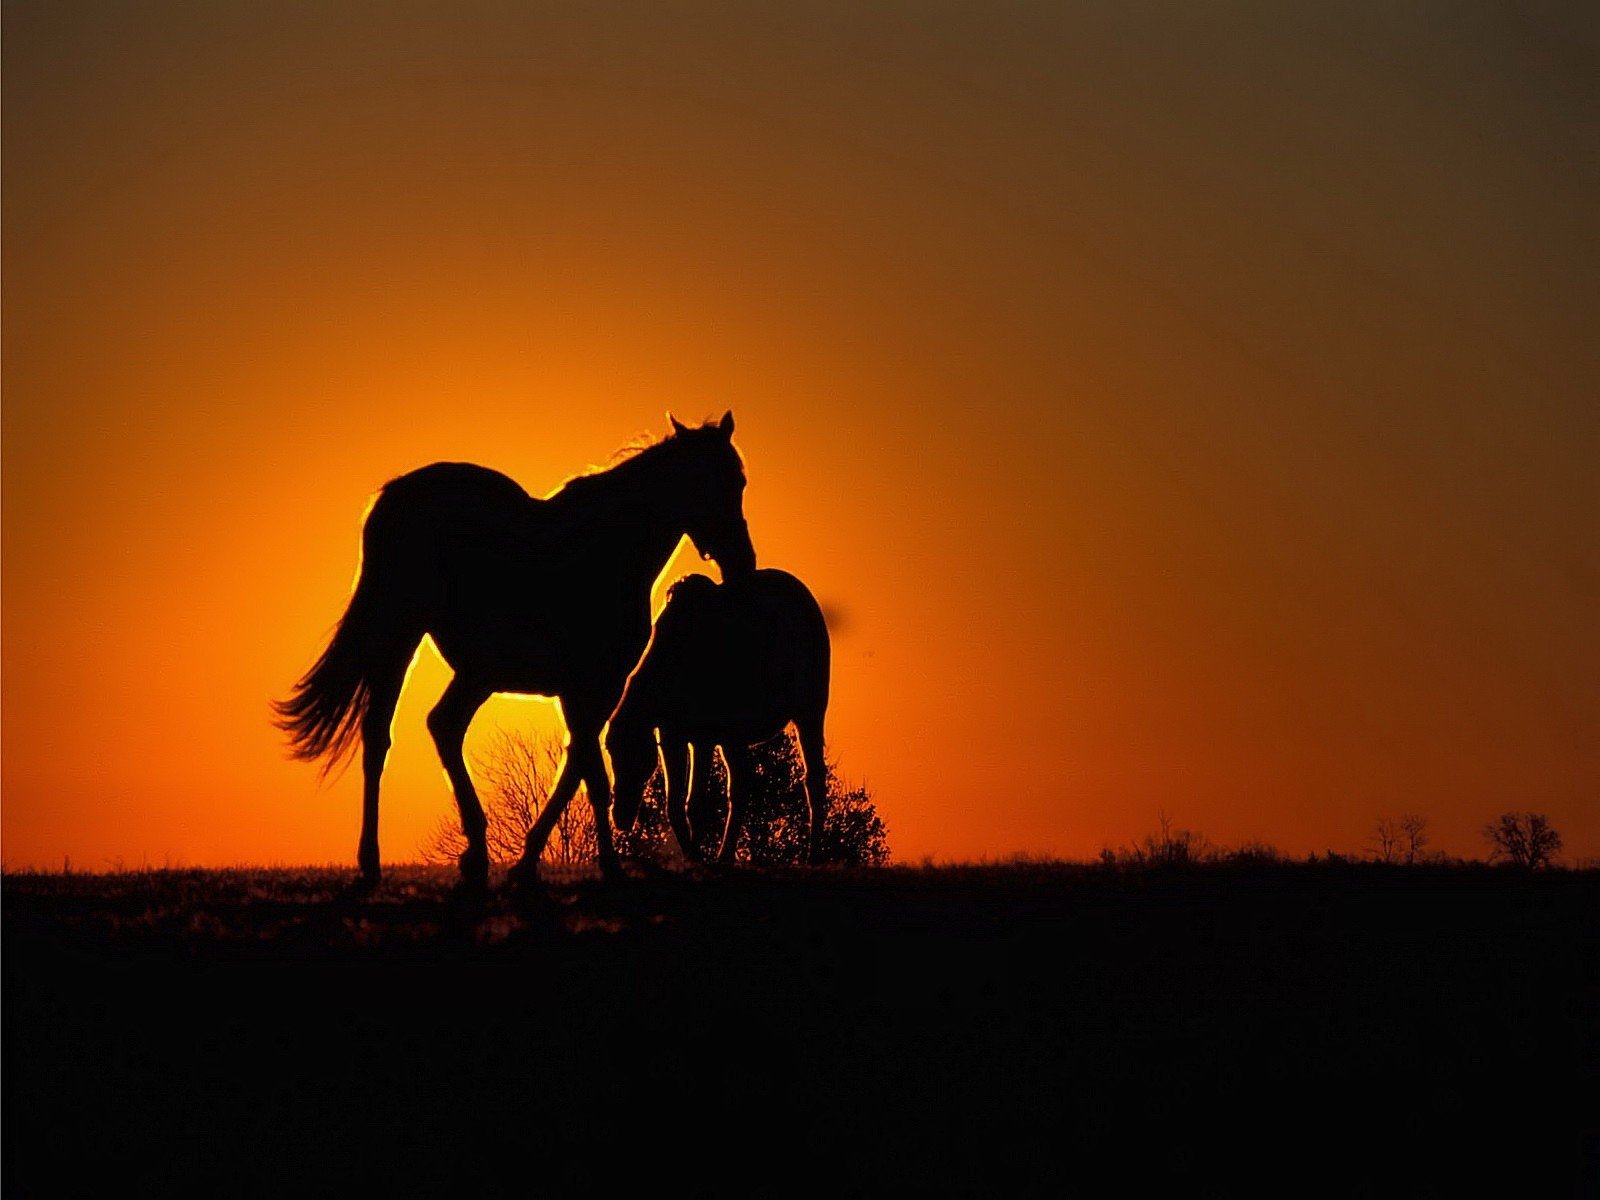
607,569,831,864
273,412,756,890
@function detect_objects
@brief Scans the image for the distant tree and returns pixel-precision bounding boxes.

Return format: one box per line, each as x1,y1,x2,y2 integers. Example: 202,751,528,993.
1481,812,1563,870
1399,814,1429,865
1371,817,1402,865
1371,814,1430,865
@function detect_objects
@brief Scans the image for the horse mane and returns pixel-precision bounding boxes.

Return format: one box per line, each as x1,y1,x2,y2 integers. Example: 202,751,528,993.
546,419,721,507
567,435,652,480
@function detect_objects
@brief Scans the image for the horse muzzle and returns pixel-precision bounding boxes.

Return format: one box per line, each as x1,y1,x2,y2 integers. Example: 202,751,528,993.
611,798,640,834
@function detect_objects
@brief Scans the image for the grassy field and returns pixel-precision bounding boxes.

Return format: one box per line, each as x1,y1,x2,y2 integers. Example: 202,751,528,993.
5,860,1597,1195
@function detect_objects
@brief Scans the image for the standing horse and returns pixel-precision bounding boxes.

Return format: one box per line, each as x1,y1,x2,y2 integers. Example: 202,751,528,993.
273,412,755,889
607,569,831,864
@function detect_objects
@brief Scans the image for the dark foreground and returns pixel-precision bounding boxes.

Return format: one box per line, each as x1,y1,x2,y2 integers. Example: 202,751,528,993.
5,861,1597,1196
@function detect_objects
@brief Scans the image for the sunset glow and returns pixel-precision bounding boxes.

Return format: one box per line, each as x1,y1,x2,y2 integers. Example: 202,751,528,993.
4,3,1596,868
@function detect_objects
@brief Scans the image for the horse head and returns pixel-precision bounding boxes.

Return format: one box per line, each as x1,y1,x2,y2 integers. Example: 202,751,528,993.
666,411,756,581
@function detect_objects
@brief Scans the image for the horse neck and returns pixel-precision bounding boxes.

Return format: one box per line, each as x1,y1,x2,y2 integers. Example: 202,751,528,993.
555,457,687,587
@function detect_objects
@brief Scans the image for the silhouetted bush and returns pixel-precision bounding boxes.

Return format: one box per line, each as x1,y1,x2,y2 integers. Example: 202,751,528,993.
1104,812,1218,868
1100,819,1304,870
656,733,890,867
1224,839,1284,866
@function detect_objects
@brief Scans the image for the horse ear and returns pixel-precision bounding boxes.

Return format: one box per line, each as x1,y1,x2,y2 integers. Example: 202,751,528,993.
668,413,689,435
718,410,735,437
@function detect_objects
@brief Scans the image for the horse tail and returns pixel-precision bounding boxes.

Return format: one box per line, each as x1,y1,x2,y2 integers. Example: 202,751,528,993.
271,575,382,775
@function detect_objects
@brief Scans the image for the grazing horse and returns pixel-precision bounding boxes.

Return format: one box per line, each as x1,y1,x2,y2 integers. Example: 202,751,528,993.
273,413,755,889
607,569,831,864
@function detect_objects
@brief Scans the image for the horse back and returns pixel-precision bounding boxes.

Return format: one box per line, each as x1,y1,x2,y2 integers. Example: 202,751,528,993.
358,462,548,630
753,569,830,715
648,568,831,737
372,462,534,522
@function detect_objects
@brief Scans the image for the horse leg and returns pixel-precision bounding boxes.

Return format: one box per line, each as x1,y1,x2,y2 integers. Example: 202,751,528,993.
798,720,829,866
509,745,584,885
356,652,412,889
660,737,695,861
426,676,494,891
574,728,624,882
686,743,717,859
546,694,624,881
717,743,752,865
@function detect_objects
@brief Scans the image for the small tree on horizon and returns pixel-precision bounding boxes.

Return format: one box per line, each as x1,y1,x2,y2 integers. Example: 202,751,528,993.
1399,814,1429,864
1482,812,1562,870
1371,813,1430,865
1371,817,1402,864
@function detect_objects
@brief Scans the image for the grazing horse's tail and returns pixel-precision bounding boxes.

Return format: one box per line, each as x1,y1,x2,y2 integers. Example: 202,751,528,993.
271,576,381,775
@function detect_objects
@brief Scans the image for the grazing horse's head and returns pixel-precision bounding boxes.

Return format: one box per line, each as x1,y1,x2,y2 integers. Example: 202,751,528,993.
605,711,657,834
666,411,756,581
607,575,720,832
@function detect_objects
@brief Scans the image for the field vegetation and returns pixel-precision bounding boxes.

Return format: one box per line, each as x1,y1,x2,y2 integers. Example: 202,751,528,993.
5,821,1594,1194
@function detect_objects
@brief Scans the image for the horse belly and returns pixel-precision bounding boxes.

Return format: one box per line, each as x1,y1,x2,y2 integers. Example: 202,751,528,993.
430,597,648,703
674,681,796,748
428,611,565,693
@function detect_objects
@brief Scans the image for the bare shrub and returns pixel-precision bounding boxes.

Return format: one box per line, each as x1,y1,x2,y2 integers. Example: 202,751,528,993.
1371,817,1402,864
1103,812,1217,868
1399,814,1429,864
651,734,890,867
1226,839,1283,865
419,730,595,867
1371,814,1431,865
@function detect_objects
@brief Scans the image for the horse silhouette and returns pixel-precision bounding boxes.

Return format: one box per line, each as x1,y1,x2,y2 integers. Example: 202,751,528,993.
608,568,831,863
273,413,755,889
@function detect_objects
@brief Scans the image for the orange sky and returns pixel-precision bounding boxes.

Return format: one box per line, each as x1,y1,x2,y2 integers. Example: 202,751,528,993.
4,2,1596,869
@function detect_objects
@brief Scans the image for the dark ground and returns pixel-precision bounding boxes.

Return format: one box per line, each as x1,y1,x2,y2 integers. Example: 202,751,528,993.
5,861,1597,1196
